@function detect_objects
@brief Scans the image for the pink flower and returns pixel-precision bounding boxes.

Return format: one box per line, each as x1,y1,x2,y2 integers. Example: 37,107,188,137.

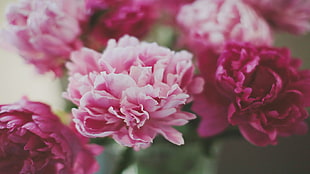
156,0,194,24
192,49,231,137
0,98,102,174
82,0,158,50
243,0,310,34
64,35,204,150
85,0,126,10
1,0,86,76
193,42,310,146
1,0,158,76
176,0,273,54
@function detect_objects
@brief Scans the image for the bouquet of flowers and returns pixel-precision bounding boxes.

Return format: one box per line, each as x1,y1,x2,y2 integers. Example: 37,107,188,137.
0,0,309,173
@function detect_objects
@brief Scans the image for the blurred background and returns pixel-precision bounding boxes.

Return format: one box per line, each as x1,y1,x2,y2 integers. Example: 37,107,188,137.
0,0,309,173
0,0,65,111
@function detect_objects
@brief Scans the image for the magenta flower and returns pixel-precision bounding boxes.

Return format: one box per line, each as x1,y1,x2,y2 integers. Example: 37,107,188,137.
176,0,273,54
64,35,204,150
193,42,310,146
0,98,102,174
83,0,158,50
244,0,310,34
1,0,86,76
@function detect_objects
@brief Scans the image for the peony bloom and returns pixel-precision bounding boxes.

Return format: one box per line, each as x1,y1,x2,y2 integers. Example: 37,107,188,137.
83,0,158,50
243,0,310,34
64,35,204,150
176,0,273,54
1,0,86,76
0,98,102,174
193,42,310,146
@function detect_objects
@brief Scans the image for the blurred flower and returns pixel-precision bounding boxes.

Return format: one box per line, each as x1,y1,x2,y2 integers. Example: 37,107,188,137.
64,35,204,150
0,98,102,174
156,0,194,24
243,0,310,34
176,0,273,54
1,0,86,76
83,0,158,50
1,0,158,76
193,42,310,146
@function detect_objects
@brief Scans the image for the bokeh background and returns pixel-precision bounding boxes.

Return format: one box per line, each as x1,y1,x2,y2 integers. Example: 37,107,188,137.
0,0,65,111
0,0,309,173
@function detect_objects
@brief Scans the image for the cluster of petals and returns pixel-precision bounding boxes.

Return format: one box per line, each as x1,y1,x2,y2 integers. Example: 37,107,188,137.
1,0,86,76
0,98,102,174
243,0,310,34
193,42,310,146
83,0,158,50
176,0,273,54
64,35,204,150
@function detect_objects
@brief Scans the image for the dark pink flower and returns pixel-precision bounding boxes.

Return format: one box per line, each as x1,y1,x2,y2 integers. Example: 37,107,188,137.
83,0,158,50
0,98,102,174
176,0,273,54
191,48,231,137
64,35,204,150
1,0,86,76
193,42,310,146
244,0,310,34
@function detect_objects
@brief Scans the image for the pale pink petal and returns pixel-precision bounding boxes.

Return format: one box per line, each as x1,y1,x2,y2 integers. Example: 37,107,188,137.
177,0,273,54
65,35,203,149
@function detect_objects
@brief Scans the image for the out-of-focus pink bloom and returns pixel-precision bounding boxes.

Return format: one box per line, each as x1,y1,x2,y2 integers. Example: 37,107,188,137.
176,0,273,54
243,0,310,34
193,42,310,146
85,0,126,10
64,35,204,150
1,0,87,76
83,0,158,50
156,0,194,24
0,98,102,174
1,0,158,76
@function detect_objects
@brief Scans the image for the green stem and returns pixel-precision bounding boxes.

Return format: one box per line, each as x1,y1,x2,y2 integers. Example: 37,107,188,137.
112,147,134,174
201,128,242,156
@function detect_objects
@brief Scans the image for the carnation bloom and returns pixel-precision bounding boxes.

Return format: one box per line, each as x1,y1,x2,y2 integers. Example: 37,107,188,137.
243,0,310,34
0,98,102,174
83,0,158,50
1,0,86,76
176,0,273,53
192,42,310,146
64,35,204,150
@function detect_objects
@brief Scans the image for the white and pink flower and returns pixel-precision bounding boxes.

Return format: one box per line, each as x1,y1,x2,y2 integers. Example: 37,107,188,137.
243,0,310,34
176,0,273,54
1,0,86,76
64,35,204,150
1,0,158,76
